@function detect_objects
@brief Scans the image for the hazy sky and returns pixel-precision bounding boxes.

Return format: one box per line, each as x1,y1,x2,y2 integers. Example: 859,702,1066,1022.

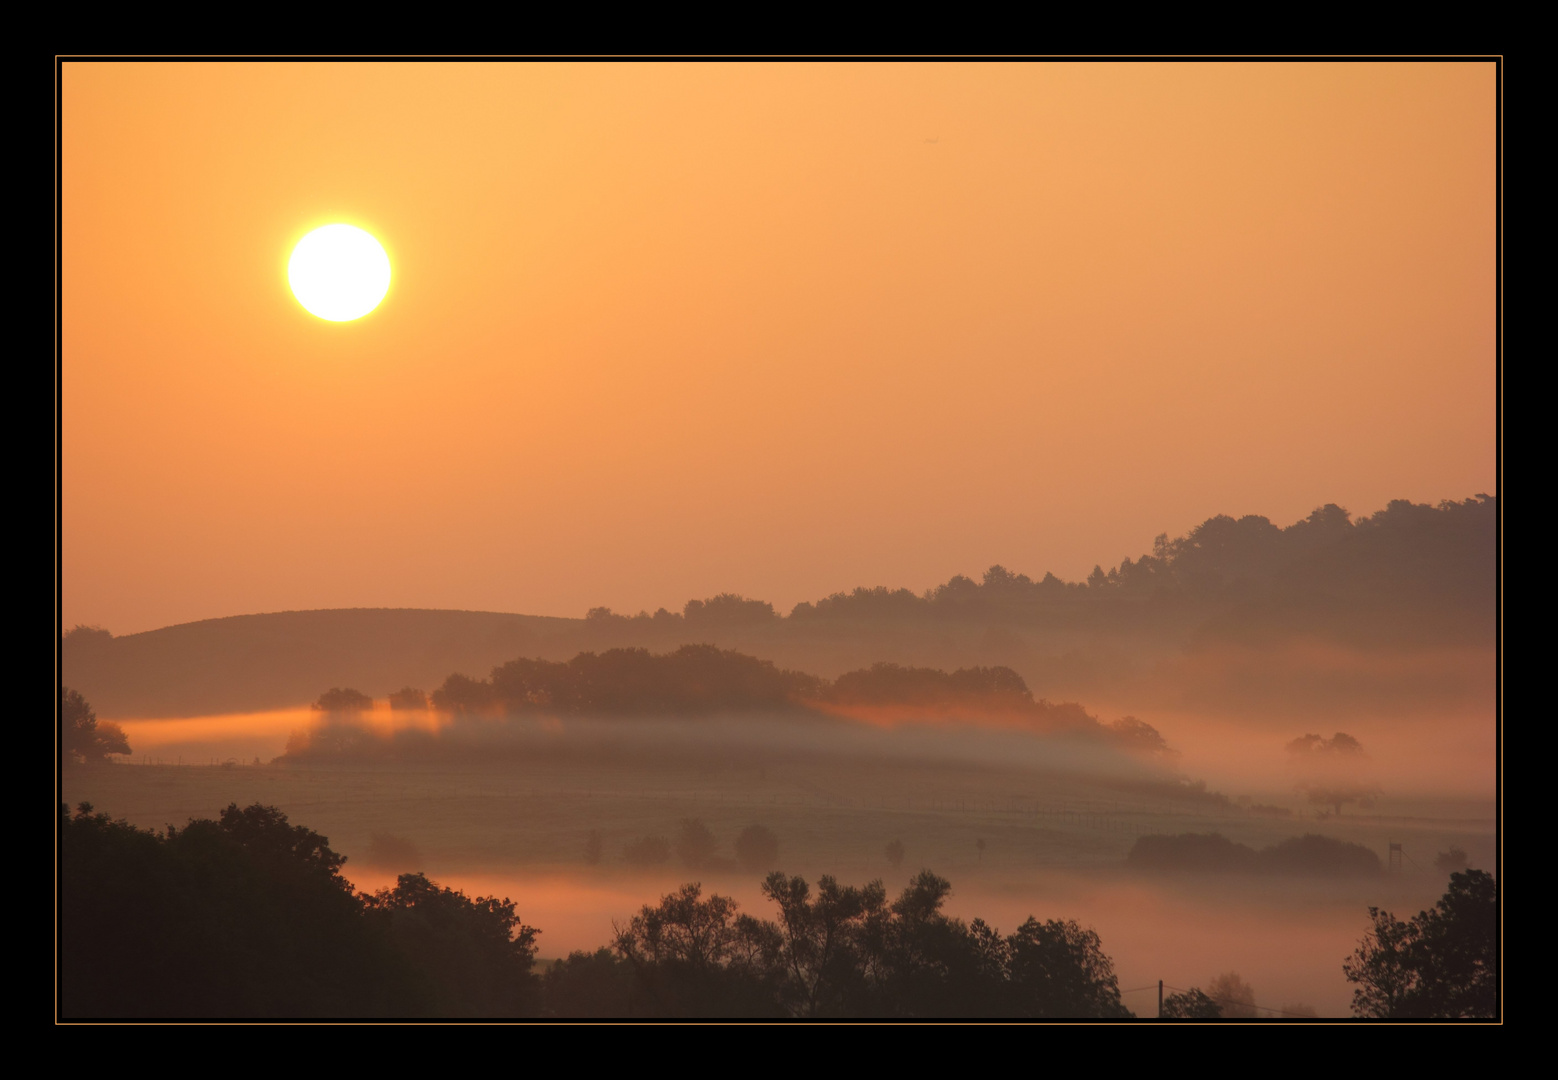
62,62,1497,635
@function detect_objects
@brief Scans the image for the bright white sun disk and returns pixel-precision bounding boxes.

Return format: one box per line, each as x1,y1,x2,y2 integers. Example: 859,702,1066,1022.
288,224,391,321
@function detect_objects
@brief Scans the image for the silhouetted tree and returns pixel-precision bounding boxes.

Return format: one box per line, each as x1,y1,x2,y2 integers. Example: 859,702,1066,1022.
1127,832,1257,873
363,872,539,1018
1343,869,1497,1018
1254,834,1382,876
611,883,785,1017
487,645,820,716
735,825,780,872
1160,987,1222,1018
676,819,719,869
60,687,130,764
62,801,541,1018
388,687,428,710
1004,916,1132,1018
313,687,374,712
1109,716,1174,756
544,948,641,1017
431,673,494,712
683,593,779,627
1287,732,1365,758
760,871,887,1017
62,802,399,1017
536,867,1134,1018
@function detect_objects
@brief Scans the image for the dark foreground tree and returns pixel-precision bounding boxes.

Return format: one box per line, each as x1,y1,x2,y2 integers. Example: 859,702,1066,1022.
611,883,786,1017
544,948,642,1017
60,802,539,1018
1003,916,1133,1018
1343,869,1497,1018
593,869,1131,1018
363,872,539,1017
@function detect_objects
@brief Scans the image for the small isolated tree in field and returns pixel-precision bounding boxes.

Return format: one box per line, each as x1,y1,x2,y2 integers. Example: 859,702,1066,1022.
1160,987,1222,1018
676,819,719,870
1435,846,1469,872
1206,971,1257,1017
735,825,780,873
60,687,130,764
1343,869,1497,1018
886,839,905,869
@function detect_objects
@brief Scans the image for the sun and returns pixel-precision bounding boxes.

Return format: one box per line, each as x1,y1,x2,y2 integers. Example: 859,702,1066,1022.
287,224,392,322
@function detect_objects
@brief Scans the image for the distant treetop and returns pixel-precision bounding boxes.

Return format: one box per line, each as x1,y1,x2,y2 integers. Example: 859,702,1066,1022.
313,687,375,713
590,494,1494,637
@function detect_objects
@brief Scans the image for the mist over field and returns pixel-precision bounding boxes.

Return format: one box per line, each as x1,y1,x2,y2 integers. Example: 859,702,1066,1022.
62,496,1497,1019
59,60,1498,1021
62,495,1497,1018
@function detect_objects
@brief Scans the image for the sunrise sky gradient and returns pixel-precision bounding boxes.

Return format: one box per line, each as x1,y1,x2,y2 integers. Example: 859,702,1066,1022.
61,62,1497,635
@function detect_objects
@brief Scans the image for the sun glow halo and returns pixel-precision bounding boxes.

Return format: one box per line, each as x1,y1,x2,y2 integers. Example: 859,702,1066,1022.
287,224,392,322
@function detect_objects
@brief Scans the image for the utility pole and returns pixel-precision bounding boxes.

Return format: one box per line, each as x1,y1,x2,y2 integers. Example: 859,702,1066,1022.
1159,980,1164,1017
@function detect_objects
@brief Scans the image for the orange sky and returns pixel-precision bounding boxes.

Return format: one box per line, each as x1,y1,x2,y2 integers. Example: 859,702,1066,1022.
61,62,1497,635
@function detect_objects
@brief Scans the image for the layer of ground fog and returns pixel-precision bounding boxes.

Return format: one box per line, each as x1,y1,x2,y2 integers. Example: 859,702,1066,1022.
63,722,1492,1018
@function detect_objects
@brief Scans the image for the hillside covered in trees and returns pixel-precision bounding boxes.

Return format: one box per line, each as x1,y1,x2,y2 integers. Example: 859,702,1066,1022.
283,649,1169,761
63,496,1494,718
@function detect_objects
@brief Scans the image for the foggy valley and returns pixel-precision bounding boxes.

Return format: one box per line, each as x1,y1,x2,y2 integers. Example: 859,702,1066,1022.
58,60,1497,1022
60,497,1497,1019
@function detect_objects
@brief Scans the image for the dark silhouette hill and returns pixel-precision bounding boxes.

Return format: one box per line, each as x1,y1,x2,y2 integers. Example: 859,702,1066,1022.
64,495,1494,719
62,609,578,718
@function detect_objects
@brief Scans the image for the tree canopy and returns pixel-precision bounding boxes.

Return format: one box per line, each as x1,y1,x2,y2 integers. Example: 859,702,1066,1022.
600,869,1132,1018
313,687,374,712
1343,869,1498,1019
60,802,539,1018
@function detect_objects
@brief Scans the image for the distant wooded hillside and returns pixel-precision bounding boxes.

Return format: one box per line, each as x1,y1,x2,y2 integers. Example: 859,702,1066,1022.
63,496,1495,718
